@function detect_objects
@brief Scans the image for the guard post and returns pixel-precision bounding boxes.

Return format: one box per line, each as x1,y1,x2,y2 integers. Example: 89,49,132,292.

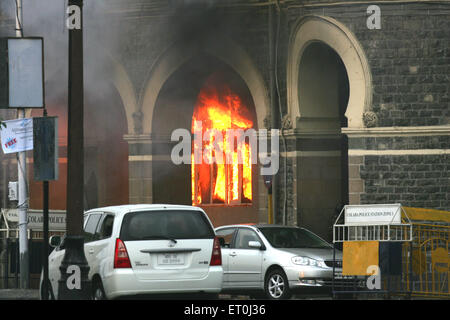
332,204,412,299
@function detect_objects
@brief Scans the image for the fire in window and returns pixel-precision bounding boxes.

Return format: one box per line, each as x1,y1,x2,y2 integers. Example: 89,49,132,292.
191,79,254,206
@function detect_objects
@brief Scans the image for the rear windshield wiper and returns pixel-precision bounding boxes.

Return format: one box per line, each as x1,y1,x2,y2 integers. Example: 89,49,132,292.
139,235,178,243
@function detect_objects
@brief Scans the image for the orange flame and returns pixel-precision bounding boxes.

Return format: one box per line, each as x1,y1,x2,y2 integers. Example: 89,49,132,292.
192,84,253,205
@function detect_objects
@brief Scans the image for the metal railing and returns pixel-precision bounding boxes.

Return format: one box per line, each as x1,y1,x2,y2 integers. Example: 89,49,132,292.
0,228,31,239
334,223,413,243
402,223,450,298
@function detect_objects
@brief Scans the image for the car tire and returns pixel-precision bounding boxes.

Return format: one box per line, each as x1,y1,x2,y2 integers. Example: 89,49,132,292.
92,278,107,300
264,268,291,300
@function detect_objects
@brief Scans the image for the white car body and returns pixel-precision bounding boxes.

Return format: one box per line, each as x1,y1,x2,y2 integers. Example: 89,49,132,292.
41,204,223,299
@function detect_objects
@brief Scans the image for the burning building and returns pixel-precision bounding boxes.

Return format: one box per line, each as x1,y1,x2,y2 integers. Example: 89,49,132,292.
0,0,449,243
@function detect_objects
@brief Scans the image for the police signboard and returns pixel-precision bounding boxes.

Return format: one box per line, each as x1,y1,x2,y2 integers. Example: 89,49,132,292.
3,208,66,231
344,204,402,225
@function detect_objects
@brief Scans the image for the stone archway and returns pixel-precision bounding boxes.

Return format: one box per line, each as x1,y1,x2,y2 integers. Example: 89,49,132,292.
126,37,271,223
286,15,372,240
139,36,270,135
287,15,372,130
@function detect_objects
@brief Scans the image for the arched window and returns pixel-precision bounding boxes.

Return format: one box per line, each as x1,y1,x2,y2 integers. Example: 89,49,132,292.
191,74,254,206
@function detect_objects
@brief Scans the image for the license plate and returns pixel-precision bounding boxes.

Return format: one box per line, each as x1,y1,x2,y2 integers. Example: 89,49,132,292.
334,273,354,280
157,253,184,265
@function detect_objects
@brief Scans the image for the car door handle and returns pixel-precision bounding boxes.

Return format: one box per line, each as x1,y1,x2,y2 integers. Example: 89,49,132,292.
88,249,95,254
229,252,237,257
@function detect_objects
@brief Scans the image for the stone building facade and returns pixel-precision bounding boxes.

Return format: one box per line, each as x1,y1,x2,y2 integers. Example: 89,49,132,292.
0,0,449,241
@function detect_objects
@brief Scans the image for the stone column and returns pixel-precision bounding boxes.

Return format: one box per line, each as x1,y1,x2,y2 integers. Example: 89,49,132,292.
124,134,153,204
285,129,347,241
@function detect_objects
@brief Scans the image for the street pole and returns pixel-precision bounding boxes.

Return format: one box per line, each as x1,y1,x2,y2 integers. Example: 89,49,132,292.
42,110,49,300
58,0,91,299
15,0,30,290
268,4,278,225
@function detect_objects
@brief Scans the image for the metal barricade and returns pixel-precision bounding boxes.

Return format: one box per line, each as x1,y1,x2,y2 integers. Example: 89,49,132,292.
332,205,450,299
403,222,449,298
332,204,412,299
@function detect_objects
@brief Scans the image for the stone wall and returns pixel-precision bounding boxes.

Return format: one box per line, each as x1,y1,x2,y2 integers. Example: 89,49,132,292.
0,0,449,229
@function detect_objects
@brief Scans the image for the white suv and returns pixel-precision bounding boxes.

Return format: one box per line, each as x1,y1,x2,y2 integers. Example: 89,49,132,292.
41,204,223,299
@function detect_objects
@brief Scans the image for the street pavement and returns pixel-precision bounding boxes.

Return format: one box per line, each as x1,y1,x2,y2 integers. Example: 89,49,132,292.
0,289,39,300
0,289,332,300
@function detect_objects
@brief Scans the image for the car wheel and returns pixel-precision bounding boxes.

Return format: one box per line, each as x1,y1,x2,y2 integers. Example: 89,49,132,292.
92,279,107,300
264,269,291,300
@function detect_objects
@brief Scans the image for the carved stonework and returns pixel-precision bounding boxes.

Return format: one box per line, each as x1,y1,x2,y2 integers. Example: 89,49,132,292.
263,114,271,130
281,114,292,130
132,110,144,134
362,111,378,128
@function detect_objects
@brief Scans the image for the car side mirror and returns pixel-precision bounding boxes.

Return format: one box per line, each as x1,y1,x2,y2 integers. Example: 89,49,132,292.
248,241,262,249
49,235,61,248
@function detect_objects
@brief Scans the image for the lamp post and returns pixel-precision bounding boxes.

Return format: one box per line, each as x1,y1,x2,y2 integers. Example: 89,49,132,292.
15,0,30,290
57,0,91,300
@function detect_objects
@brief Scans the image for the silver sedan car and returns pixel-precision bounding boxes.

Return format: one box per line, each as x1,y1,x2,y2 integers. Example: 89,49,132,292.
215,224,343,300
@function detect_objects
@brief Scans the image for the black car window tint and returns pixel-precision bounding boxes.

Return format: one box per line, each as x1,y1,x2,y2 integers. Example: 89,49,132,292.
97,215,114,240
120,210,214,241
259,227,331,249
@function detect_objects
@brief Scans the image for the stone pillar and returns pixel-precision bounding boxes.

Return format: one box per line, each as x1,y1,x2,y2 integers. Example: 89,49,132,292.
124,134,153,204
348,155,364,205
284,129,347,241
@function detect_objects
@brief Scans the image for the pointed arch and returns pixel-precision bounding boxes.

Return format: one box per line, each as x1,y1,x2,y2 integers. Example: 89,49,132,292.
287,15,372,130
139,36,270,134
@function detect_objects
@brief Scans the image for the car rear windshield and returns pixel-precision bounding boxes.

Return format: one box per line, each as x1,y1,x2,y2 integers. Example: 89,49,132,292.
120,210,215,241
258,227,332,249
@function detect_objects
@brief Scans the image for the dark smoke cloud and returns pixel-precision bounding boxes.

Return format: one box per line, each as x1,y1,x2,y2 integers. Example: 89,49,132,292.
0,0,122,104
14,0,120,102
0,0,127,149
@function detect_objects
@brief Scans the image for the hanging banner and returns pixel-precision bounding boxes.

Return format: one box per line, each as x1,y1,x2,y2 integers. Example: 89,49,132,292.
1,118,33,154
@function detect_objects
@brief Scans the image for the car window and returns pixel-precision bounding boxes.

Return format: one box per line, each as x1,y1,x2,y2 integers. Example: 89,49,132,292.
258,227,332,249
96,215,114,240
235,228,261,249
216,228,237,248
84,213,102,243
120,210,215,241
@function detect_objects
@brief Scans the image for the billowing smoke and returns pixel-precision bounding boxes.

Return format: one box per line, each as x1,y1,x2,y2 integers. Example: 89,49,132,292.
13,0,120,103
0,0,129,208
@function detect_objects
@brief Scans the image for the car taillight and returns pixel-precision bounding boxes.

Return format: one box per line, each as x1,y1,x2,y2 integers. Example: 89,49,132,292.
210,237,222,266
114,238,131,269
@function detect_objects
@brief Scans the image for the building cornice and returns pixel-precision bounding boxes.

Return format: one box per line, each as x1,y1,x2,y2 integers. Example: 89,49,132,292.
343,125,450,137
